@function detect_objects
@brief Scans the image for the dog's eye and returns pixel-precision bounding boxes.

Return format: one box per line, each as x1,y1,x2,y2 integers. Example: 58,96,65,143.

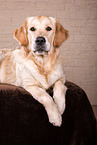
46,26,52,31
30,27,36,31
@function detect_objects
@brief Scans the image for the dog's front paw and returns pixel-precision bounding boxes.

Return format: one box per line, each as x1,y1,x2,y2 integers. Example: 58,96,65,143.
53,81,66,115
54,94,66,115
47,104,62,127
57,96,66,115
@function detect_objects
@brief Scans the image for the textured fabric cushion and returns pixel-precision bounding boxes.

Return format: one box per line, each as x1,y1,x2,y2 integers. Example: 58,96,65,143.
0,81,97,145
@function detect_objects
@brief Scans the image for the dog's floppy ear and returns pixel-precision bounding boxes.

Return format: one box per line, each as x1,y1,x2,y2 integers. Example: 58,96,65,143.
54,20,69,47
14,20,28,46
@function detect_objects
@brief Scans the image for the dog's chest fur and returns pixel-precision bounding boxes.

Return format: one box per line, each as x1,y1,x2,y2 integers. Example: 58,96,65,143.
13,49,64,90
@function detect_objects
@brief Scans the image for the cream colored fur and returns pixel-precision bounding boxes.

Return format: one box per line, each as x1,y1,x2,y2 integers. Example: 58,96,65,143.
0,16,69,126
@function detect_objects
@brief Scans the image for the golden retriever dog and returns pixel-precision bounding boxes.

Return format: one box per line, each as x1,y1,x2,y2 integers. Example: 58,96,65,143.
0,16,69,126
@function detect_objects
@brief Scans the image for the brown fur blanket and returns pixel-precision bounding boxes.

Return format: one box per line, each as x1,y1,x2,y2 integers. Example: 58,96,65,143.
0,81,97,145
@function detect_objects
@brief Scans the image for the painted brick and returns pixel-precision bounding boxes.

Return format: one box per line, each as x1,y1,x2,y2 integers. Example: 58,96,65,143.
0,0,5,1
0,2,6,9
6,0,37,2
6,2,36,10
36,2,65,11
62,43,97,51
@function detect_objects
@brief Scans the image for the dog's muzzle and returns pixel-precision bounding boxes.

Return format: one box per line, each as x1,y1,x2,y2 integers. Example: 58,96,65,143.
34,37,47,53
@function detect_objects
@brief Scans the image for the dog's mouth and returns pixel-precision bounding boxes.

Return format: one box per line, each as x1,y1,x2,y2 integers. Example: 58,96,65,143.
33,46,49,55
34,46,48,53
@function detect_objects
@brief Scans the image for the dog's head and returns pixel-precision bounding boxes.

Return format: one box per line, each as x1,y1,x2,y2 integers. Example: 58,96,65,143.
14,16,69,56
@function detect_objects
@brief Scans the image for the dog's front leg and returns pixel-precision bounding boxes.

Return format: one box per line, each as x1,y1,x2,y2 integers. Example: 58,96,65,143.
25,86,62,126
53,80,67,115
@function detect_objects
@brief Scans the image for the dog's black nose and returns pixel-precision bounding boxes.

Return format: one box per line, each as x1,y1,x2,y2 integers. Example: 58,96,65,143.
35,37,46,45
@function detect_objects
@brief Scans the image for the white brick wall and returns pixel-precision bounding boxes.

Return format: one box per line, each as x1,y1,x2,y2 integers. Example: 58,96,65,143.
0,0,97,105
